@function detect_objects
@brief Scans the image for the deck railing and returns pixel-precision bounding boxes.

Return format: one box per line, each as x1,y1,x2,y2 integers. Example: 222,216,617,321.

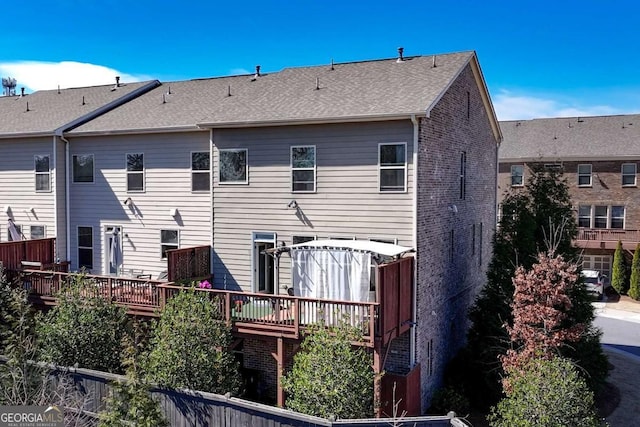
576,228,640,243
20,271,379,345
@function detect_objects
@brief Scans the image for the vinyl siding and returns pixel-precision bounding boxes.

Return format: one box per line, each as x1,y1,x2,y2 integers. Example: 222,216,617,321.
54,137,67,259
68,132,211,277
0,137,56,244
212,121,414,292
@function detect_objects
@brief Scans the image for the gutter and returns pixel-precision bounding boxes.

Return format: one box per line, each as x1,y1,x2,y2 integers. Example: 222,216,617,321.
197,113,426,129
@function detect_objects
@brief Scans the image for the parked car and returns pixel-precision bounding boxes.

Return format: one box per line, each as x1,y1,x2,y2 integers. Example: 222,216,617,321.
581,269,607,299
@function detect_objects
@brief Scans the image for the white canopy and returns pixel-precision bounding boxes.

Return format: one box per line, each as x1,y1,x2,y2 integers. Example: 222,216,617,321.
283,239,414,258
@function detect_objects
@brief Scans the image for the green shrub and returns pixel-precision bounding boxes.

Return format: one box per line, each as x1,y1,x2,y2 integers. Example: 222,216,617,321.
628,243,640,300
611,240,627,294
37,274,128,373
143,290,242,395
428,386,470,416
488,357,601,427
282,322,375,419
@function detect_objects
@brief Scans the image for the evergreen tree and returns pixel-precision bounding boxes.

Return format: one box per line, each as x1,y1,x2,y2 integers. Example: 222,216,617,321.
628,244,640,300
459,166,607,409
611,240,627,294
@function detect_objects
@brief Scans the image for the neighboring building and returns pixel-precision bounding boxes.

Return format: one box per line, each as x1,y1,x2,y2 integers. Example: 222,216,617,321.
499,114,640,277
1,49,501,413
0,80,160,261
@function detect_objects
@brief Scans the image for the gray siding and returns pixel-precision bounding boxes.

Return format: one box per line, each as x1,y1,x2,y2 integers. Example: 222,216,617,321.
212,121,414,291
54,137,67,260
0,137,57,244
68,132,211,277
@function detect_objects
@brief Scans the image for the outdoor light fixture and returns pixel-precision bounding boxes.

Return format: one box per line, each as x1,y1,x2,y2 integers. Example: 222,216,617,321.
3,205,10,214
169,208,178,218
287,200,298,209
123,197,132,206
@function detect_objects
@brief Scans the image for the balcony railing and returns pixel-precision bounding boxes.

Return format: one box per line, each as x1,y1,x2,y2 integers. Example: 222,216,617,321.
576,228,640,250
20,271,379,346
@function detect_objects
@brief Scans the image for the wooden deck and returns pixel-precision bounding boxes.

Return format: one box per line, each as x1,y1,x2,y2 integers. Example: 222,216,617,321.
20,270,380,346
576,228,640,250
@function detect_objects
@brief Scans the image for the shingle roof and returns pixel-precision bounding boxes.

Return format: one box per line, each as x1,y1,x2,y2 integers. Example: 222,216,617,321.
499,114,640,161
0,80,159,138
70,51,478,134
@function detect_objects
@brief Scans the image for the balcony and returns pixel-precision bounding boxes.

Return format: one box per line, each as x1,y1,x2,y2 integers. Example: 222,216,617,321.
576,228,640,251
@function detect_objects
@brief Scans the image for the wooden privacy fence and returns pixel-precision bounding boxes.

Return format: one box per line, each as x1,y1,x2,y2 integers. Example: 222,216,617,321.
0,238,57,271
0,359,458,427
167,245,211,282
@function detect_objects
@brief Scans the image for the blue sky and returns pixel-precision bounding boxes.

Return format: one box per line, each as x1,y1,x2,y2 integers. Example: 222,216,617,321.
1,0,639,120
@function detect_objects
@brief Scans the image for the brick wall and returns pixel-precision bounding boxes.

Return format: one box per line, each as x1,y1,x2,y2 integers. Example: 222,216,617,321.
415,63,498,411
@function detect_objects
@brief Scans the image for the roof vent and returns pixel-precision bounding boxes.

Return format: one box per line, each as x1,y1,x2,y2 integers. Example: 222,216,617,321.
330,58,334,70
116,76,121,87
397,47,404,63
20,87,25,97
251,65,261,81
432,55,437,68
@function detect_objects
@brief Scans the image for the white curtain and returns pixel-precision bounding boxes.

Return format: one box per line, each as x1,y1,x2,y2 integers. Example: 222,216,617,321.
291,248,371,302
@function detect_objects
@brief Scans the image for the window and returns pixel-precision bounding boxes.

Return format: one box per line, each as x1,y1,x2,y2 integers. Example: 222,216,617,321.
379,143,406,192
510,165,524,186
369,237,398,245
577,164,592,187
292,235,315,245
449,230,455,261
191,152,210,191
126,153,144,192
622,163,637,186
426,338,434,376
578,205,592,227
77,226,93,270
594,206,608,228
35,155,50,192
161,230,179,259
478,222,483,266
611,206,625,229
219,149,247,184
30,225,45,240
73,154,94,183
291,146,315,192
459,151,467,199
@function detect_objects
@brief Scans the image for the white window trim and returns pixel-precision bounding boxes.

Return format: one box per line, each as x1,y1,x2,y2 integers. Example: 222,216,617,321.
160,229,180,260
126,153,145,193
218,148,249,185
30,225,46,240
251,231,277,293
191,151,211,192
291,145,316,193
368,237,398,245
378,142,408,193
578,205,592,228
77,226,94,270
34,154,51,193
577,164,592,187
510,164,524,187
579,204,626,229
292,235,317,245
622,163,637,187
72,154,95,184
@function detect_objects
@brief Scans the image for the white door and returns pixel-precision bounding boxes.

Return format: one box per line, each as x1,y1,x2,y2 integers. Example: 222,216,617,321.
104,226,122,276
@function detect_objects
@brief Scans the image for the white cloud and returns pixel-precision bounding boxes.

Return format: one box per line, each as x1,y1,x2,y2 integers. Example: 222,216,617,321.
492,90,625,121
0,61,152,92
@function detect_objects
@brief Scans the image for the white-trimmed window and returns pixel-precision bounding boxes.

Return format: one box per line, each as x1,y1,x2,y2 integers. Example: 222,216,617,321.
510,165,524,186
77,226,93,270
577,164,592,187
30,225,45,240
579,205,626,229
368,237,398,245
73,154,94,183
160,229,179,259
379,143,406,192
622,163,637,187
126,153,144,192
291,146,316,192
219,149,248,184
35,155,51,192
292,235,316,245
578,205,592,227
191,152,210,191
459,151,467,200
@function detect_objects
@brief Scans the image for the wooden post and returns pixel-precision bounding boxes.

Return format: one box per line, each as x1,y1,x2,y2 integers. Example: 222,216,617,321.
225,293,232,326
107,277,113,300
373,343,383,417
274,337,285,408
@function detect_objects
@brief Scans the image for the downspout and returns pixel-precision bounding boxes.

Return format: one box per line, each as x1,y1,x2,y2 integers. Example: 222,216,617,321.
59,134,71,262
209,129,214,280
410,114,419,367
51,135,58,259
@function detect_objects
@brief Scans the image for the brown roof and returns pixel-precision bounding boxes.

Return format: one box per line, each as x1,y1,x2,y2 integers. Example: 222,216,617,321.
500,114,640,161
69,51,485,134
0,80,160,138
